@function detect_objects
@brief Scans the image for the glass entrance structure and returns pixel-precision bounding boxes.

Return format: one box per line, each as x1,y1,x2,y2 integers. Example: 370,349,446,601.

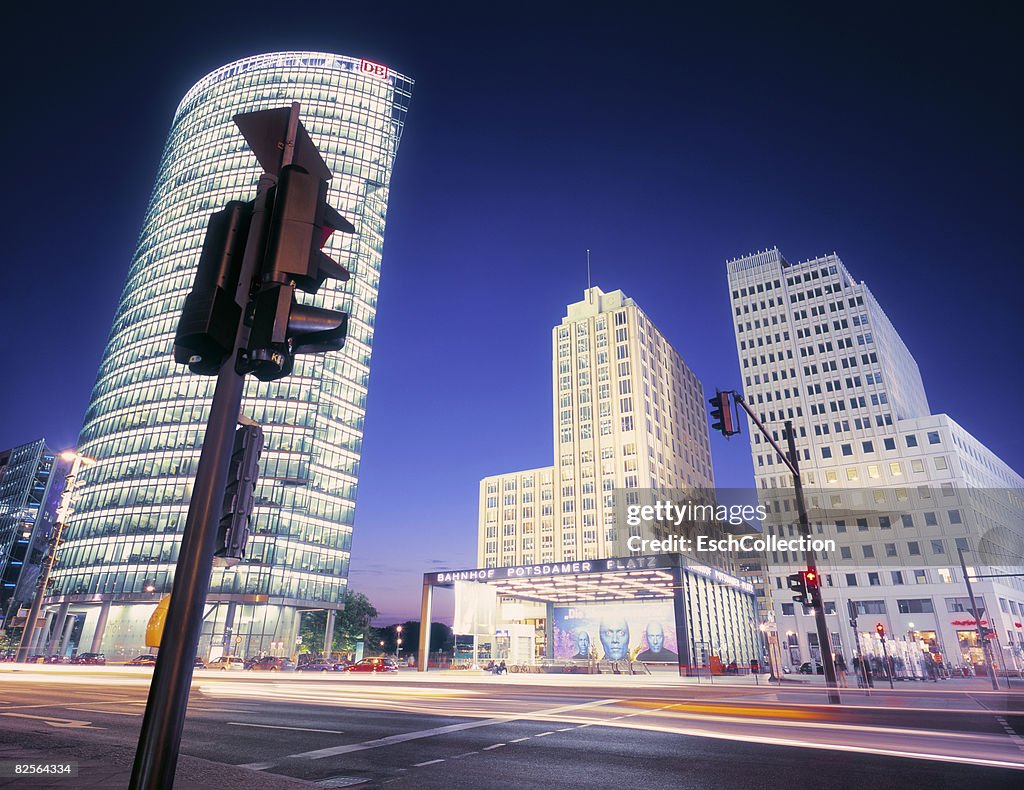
46,52,413,660
419,554,759,675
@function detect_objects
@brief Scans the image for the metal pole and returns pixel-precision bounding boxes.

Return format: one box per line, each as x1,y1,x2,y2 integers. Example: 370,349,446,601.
785,420,840,705
129,158,280,789
879,634,894,690
958,546,999,690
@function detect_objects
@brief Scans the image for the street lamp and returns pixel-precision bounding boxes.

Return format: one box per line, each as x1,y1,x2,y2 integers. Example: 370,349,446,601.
16,451,96,662
396,624,403,660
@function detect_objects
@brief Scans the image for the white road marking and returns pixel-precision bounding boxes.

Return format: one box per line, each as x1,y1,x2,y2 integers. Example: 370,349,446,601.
482,743,505,750
1,712,101,729
413,759,445,767
510,737,531,743
996,716,1024,754
534,731,554,737
68,708,141,716
452,751,478,758
228,722,346,734
556,727,575,731
238,697,620,770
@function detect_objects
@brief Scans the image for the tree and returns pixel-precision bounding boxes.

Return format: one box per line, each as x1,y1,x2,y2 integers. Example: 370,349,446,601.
335,590,377,654
297,589,379,657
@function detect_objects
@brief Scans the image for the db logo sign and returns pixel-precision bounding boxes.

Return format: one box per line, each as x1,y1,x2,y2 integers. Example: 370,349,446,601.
360,59,389,80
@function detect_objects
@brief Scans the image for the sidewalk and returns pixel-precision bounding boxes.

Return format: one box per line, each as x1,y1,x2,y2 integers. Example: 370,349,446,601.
0,739,313,789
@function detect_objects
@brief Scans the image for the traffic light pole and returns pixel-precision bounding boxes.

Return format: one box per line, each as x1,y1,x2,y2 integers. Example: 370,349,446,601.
129,148,284,787
732,395,840,704
958,546,999,691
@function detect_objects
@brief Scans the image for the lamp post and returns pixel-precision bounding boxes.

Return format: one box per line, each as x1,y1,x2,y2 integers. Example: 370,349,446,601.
16,451,95,662
396,625,403,660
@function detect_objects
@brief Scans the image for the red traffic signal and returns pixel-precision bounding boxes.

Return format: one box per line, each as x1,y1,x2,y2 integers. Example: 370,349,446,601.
875,623,885,637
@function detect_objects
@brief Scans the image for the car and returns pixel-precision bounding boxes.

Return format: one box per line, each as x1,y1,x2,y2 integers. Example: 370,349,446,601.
799,661,824,675
296,659,344,672
344,657,398,673
246,656,296,672
207,656,245,671
71,652,106,665
128,654,158,666
193,656,206,669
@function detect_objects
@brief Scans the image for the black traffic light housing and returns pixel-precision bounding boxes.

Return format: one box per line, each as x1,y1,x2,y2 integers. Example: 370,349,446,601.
241,165,353,381
709,390,740,437
214,424,264,567
787,572,808,605
174,202,253,374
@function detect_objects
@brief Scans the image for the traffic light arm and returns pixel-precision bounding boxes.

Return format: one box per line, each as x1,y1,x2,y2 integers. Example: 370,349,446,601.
731,393,800,478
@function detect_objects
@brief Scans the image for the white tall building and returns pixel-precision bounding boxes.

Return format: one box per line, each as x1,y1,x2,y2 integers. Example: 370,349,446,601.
49,52,413,660
478,287,715,568
728,248,1024,673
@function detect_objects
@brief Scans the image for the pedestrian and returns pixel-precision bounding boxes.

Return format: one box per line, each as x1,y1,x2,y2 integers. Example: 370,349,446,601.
498,660,507,675
834,654,848,687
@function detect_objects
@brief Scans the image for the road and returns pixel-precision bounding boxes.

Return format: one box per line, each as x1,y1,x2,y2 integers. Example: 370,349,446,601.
1,667,1023,788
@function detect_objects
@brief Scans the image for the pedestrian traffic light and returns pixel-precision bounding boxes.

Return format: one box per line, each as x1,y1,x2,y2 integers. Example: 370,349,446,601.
174,201,253,374
787,572,808,605
214,424,264,567
875,623,885,638
242,165,354,381
708,390,740,437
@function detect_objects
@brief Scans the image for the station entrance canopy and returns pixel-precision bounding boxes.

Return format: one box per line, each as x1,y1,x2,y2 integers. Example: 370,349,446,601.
417,554,757,675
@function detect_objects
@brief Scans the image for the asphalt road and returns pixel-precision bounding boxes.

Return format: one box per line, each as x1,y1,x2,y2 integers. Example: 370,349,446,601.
1,668,1022,789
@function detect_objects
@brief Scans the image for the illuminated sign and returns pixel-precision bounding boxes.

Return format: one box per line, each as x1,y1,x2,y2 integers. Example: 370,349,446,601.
431,553,753,594
360,59,389,80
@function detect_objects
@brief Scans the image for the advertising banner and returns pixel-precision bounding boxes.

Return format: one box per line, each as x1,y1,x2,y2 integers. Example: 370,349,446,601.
553,601,679,662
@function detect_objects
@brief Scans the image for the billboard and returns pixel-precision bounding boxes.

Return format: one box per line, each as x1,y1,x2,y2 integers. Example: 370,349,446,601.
553,601,679,663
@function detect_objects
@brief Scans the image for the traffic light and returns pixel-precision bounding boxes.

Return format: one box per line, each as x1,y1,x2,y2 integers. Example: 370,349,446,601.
242,164,353,381
803,569,821,609
875,623,886,638
787,572,808,605
214,424,264,567
174,201,253,374
708,390,740,437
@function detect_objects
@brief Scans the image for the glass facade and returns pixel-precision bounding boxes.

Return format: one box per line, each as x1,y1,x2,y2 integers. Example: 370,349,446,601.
0,439,58,623
49,52,413,658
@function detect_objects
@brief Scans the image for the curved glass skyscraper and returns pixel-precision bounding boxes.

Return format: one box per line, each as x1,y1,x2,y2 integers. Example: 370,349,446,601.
48,52,413,659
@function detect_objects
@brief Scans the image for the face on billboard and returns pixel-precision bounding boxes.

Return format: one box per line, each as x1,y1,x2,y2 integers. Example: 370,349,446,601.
598,617,630,660
645,622,665,653
574,630,591,656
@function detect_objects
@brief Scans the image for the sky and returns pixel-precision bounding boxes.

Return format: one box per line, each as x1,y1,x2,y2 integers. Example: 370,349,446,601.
1,2,1021,623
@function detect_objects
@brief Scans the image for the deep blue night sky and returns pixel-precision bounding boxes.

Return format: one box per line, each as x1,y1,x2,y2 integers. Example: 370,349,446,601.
1,2,1021,622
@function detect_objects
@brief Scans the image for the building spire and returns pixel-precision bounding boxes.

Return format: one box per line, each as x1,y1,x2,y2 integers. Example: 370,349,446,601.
586,249,592,302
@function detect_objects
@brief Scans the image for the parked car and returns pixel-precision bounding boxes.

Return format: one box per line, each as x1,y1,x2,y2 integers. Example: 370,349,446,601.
246,656,296,672
344,657,398,673
128,654,158,666
71,652,106,665
799,661,824,675
297,659,335,672
207,656,245,671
